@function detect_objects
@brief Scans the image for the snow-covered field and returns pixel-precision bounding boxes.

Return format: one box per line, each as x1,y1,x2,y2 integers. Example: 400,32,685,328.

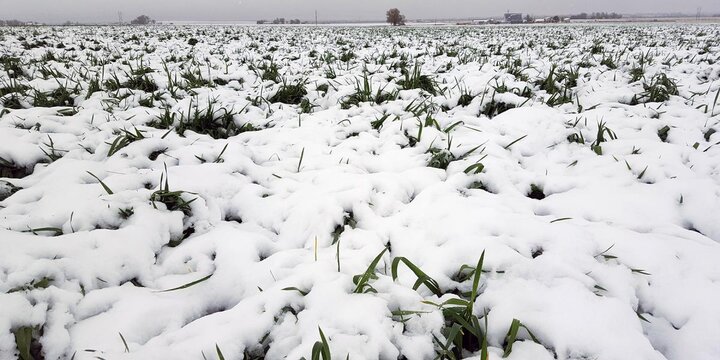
1,24,720,360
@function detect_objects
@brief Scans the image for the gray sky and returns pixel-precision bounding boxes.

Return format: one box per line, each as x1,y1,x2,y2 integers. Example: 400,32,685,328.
1,0,718,23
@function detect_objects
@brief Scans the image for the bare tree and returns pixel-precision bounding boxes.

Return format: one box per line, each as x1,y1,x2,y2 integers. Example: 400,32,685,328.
386,8,406,26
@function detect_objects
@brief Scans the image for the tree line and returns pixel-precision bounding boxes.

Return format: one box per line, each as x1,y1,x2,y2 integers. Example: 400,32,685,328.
0,19,32,26
570,12,623,20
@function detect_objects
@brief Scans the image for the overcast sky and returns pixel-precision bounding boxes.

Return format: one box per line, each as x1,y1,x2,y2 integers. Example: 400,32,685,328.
1,0,718,23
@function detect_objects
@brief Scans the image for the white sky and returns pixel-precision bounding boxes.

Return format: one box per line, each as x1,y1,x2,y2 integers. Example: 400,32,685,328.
1,0,718,23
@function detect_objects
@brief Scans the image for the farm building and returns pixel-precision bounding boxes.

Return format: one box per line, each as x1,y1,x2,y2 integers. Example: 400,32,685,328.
504,12,523,23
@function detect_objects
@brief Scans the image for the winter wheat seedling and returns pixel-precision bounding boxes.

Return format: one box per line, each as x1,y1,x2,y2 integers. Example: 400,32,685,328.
391,257,442,296
353,247,388,293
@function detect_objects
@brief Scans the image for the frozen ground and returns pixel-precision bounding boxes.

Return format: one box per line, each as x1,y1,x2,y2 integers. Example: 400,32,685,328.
1,24,720,360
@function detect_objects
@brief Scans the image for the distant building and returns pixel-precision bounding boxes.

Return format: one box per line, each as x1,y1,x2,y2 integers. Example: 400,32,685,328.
504,13,523,24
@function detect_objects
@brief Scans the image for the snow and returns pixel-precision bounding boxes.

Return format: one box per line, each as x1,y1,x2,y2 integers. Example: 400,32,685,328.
1,23,720,360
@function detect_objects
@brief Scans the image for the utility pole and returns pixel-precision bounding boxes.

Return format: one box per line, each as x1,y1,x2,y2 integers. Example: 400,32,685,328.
315,10,318,25
118,11,123,25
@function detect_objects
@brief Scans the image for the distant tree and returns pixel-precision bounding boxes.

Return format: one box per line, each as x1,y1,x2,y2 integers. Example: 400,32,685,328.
386,8,406,26
130,15,154,25
1,19,25,26
524,14,534,23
